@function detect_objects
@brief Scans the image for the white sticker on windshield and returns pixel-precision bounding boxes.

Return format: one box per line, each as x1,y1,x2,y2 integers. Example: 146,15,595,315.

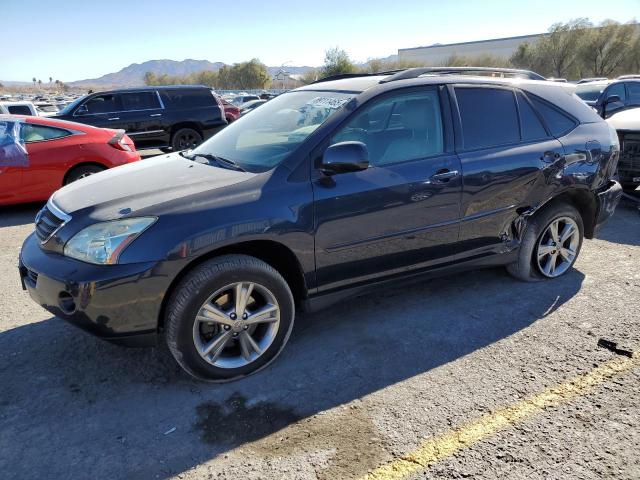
307,96,352,109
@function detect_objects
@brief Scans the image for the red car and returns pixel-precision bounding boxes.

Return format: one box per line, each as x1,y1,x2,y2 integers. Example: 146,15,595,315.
220,98,241,123
0,114,140,206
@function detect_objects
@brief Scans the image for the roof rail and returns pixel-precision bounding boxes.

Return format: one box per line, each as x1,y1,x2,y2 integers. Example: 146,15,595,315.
379,67,546,83
310,70,404,84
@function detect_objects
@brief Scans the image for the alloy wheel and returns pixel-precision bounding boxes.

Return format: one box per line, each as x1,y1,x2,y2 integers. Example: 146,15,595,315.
535,216,580,278
192,282,280,369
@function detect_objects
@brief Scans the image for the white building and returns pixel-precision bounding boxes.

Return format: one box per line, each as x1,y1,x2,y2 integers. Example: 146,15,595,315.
398,34,543,65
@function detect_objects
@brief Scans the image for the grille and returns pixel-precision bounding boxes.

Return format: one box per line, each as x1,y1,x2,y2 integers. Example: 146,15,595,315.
34,204,66,243
618,132,640,183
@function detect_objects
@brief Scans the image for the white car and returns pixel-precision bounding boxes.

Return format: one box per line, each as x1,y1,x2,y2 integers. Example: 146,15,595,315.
0,101,39,116
575,79,640,190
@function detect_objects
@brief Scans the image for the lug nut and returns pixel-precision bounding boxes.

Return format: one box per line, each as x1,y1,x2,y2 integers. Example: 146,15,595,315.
224,325,230,330
233,333,238,337
230,313,237,320
242,313,248,320
243,325,248,330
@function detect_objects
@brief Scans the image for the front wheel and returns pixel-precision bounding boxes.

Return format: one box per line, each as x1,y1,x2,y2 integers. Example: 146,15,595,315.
165,255,295,381
507,203,584,282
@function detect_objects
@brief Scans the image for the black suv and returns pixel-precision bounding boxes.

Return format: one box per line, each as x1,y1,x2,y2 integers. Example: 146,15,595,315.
20,68,622,382
55,85,226,151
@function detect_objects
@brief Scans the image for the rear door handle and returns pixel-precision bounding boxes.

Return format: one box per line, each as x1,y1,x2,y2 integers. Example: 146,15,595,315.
149,113,162,117
431,169,459,182
108,117,120,121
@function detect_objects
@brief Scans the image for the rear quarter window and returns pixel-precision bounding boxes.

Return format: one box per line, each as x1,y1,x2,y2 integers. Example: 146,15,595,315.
163,89,216,109
529,96,577,137
7,105,33,115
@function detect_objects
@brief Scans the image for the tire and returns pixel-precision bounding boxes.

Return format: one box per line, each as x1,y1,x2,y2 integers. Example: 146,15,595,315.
225,116,234,124
170,128,202,152
64,165,105,185
507,202,584,282
165,254,295,382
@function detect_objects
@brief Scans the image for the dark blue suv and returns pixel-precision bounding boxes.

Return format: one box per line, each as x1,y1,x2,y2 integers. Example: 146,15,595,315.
19,68,623,381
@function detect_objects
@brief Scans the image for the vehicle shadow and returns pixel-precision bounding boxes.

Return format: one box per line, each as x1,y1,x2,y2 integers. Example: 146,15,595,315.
0,203,41,228
0,267,585,479
595,199,640,247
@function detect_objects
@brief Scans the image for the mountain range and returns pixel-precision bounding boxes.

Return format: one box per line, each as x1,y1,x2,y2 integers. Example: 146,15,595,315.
67,59,316,88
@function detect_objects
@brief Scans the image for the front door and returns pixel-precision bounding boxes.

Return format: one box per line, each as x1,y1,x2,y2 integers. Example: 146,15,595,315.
313,87,461,294
0,120,25,204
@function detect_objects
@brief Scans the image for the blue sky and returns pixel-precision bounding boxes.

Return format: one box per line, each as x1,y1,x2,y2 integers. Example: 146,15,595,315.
2,0,638,81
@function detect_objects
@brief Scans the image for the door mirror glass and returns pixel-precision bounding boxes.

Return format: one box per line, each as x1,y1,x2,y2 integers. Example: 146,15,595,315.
605,94,622,105
321,141,369,175
75,104,89,116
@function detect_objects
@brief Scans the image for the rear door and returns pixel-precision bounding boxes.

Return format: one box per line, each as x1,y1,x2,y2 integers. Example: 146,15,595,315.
452,85,564,259
118,90,165,149
313,86,462,293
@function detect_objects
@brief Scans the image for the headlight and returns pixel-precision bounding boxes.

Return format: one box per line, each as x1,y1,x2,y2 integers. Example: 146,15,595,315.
64,217,156,265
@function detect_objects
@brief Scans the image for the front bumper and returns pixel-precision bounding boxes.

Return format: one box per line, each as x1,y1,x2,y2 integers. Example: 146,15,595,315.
19,233,167,346
594,180,623,235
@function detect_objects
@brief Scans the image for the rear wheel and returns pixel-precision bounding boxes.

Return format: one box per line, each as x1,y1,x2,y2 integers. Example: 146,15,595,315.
64,165,105,185
170,128,202,152
165,255,295,382
507,203,584,282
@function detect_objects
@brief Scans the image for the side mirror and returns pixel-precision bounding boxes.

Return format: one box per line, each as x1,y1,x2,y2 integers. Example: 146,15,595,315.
321,141,369,175
75,104,89,116
604,94,621,105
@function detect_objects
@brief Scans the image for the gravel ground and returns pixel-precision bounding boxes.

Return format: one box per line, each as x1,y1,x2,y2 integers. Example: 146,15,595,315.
0,198,638,480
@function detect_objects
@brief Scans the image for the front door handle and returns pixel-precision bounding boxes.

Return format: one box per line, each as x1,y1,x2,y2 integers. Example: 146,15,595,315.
431,169,459,182
108,117,120,121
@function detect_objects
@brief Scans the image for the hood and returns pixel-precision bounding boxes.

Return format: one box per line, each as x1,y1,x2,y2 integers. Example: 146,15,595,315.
606,108,640,132
52,153,255,218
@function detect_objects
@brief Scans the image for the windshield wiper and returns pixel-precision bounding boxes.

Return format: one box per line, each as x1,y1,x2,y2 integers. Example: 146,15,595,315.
180,151,245,172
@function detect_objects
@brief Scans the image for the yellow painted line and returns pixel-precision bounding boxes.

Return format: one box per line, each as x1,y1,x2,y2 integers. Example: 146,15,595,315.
363,352,638,480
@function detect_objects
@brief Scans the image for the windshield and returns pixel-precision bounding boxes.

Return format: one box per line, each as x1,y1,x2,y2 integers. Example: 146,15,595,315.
575,83,607,102
191,90,355,173
57,96,86,115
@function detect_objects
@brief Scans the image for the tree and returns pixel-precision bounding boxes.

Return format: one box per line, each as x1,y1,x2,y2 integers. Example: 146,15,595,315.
37,79,42,89
231,59,271,89
144,71,158,85
321,47,356,78
49,76,53,86
579,20,638,77
300,69,319,85
32,77,36,87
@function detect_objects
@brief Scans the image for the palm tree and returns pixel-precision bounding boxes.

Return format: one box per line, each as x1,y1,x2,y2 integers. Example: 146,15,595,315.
37,79,42,89
49,76,53,88
32,77,36,87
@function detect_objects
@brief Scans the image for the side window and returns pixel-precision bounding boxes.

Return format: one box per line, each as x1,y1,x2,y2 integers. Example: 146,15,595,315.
81,94,120,115
163,89,216,108
455,87,519,150
330,89,444,166
7,105,33,115
529,96,577,137
20,124,71,143
626,83,640,105
516,92,548,141
605,83,626,102
120,91,161,111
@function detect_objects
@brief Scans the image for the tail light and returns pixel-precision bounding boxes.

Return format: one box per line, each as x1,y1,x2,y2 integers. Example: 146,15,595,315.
211,91,226,122
108,130,134,152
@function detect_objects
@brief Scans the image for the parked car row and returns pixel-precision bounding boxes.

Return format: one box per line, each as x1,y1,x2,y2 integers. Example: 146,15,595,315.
17,67,623,382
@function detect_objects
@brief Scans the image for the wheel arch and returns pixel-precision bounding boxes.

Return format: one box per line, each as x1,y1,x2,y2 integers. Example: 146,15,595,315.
170,122,203,138
157,240,308,332
534,188,598,239
63,161,108,185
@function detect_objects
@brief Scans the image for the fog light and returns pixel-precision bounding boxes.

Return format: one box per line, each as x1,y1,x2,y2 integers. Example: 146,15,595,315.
58,292,76,314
